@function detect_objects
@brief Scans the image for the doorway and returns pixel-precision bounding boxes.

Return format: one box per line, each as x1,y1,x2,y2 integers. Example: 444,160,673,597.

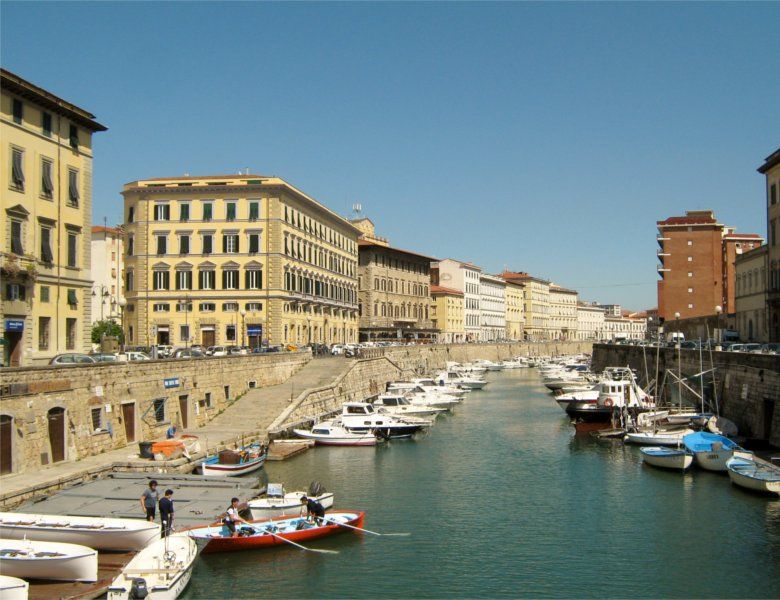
122,403,136,443
0,415,12,474
47,407,66,463
202,328,215,347
5,332,22,367
157,329,170,345
178,395,189,429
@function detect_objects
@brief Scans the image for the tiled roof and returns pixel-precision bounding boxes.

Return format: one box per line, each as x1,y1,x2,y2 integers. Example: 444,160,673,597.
358,239,437,261
92,225,123,235
758,148,780,174
430,285,463,296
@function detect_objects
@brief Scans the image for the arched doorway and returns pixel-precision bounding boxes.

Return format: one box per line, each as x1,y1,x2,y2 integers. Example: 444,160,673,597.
0,415,13,474
47,407,66,463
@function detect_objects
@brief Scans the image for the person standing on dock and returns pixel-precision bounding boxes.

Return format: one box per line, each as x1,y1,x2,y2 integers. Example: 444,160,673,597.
140,480,160,522
159,489,175,537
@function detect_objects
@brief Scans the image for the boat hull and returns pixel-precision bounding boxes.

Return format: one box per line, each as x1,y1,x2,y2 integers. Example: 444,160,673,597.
694,449,751,472
0,576,28,600
625,429,694,446
248,493,335,520
726,457,780,495
292,430,380,446
0,539,98,582
640,447,693,470
201,452,267,477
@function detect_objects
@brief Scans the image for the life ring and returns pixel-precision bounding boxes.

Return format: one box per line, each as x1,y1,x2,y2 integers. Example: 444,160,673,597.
604,398,614,408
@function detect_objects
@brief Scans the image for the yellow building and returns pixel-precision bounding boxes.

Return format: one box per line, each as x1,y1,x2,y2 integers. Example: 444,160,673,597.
501,271,550,340
549,284,578,341
430,285,465,343
122,174,360,349
1,69,107,366
503,280,525,341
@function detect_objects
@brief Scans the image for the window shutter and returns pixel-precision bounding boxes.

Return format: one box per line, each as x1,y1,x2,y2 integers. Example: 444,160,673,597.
41,230,53,263
234,235,239,253
222,235,228,253
245,270,250,289
69,125,79,148
69,171,80,204
12,151,24,186
67,289,78,305
222,271,227,289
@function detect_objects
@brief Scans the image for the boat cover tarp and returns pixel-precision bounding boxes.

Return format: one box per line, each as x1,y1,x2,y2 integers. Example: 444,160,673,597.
683,431,739,453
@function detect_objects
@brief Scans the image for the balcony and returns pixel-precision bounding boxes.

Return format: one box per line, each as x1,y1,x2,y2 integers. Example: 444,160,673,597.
2,299,30,316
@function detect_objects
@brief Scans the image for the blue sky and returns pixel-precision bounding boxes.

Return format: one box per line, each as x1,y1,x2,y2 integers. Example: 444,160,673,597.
3,2,778,309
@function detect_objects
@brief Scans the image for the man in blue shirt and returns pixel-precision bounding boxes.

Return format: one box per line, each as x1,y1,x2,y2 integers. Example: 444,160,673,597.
159,489,174,537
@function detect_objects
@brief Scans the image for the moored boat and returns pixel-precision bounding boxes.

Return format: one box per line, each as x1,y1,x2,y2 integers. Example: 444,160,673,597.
247,483,334,520
0,575,28,600
682,432,751,472
0,512,159,551
201,443,267,477
624,428,694,446
293,420,383,446
725,456,780,496
0,538,98,582
640,446,694,470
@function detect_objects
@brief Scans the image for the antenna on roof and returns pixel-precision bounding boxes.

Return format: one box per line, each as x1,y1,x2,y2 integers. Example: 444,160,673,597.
351,203,362,219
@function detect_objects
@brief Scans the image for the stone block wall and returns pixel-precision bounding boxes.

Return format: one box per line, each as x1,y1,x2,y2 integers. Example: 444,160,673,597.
0,352,310,475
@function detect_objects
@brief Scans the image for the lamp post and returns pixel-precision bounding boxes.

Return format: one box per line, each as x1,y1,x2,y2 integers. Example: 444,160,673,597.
117,297,127,349
91,285,109,321
715,305,723,349
240,308,247,348
674,311,681,406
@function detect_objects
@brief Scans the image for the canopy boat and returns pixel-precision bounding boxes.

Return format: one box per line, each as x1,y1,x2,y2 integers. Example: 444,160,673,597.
725,456,780,496
682,432,751,472
0,512,159,551
247,483,335,520
107,534,197,600
293,420,383,446
0,575,28,600
338,402,430,439
640,446,694,470
201,443,267,477
0,539,98,582
183,511,365,553
624,428,694,446
372,394,447,419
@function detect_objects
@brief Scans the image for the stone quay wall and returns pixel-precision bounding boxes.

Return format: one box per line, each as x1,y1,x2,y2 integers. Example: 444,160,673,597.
591,344,780,447
0,352,310,476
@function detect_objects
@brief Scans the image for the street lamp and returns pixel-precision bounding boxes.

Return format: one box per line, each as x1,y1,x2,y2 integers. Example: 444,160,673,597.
91,285,110,321
117,297,127,348
240,308,247,348
715,305,723,347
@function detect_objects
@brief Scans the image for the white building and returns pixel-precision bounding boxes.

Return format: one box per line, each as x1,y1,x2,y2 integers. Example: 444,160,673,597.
603,314,647,340
90,225,124,323
432,258,482,341
479,273,506,341
549,285,578,340
576,303,606,340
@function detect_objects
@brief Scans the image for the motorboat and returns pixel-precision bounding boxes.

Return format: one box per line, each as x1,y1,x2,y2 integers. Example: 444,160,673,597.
683,432,751,472
624,428,694,446
293,420,383,446
502,358,530,369
473,359,504,371
201,443,267,477
339,402,430,439
0,512,159,551
555,389,599,412
725,456,780,495
183,511,365,553
435,371,486,390
0,538,98,582
446,361,487,375
556,382,599,395
0,575,28,600
410,378,469,397
640,446,694,471
247,483,334,520
372,394,447,418
107,534,197,600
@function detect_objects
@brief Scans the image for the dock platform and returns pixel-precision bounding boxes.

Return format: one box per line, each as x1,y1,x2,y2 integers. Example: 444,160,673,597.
28,551,135,600
267,440,314,461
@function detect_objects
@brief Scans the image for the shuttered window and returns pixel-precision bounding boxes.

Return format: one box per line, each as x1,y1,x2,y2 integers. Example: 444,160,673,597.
202,234,213,254
153,271,170,291
176,271,192,290
67,233,77,267
156,235,167,255
248,233,260,253
180,203,190,221
203,203,213,221
10,221,23,254
68,170,80,205
40,227,53,263
11,148,24,189
199,270,215,290
223,234,238,254
179,235,190,255
249,202,259,220
222,270,238,290
42,112,52,137
41,159,54,198
245,269,262,290
12,99,23,124
69,124,79,149
226,203,236,221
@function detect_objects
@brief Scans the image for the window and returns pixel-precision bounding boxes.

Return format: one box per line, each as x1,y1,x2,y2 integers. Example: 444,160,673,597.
176,300,192,312
68,170,79,205
226,202,236,221
180,325,190,342
202,234,213,254
772,220,777,247
204,392,212,408
9,220,23,254
91,408,103,431
246,269,262,290
125,270,134,292
688,303,694,309
153,399,166,423
226,325,236,342
154,204,170,221
11,148,24,190
40,226,53,262
156,235,167,255
771,183,777,206
202,202,213,221
153,303,170,312
199,270,215,290
38,316,50,350
67,232,78,268
246,302,262,311
179,234,190,255
40,286,50,302
128,206,135,223
222,302,238,312
180,203,190,221
41,159,54,198
42,112,52,137
127,235,134,256
66,318,77,349
687,240,693,246
248,233,260,253
69,124,79,148
688,287,693,293
5,283,25,301
222,270,239,290
199,302,215,312
223,234,239,253
153,271,170,290
176,270,192,290
12,98,22,124
687,256,693,262
688,272,693,277
249,201,259,220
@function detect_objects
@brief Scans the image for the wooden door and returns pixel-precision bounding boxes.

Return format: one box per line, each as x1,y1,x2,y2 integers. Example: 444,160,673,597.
178,395,189,429
122,403,136,443
202,329,215,347
47,407,66,463
0,415,12,475
8,332,22,367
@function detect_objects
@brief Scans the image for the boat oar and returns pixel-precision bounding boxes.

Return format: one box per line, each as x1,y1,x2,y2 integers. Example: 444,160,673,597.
254,526,339,555
324,518,410,537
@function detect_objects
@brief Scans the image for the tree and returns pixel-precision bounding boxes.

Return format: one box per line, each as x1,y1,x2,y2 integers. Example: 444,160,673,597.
92,320,124,344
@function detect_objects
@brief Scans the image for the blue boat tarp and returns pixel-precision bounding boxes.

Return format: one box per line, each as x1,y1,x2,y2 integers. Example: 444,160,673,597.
640,447,688,457
683,431,740,453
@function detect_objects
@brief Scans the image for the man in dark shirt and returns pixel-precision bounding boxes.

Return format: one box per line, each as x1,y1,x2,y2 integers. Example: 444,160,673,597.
140,480,159,522
300,495,326,524
159,489,174,537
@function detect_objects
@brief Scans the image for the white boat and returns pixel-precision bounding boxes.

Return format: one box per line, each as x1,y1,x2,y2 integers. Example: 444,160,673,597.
682,432,751,472
293,420,383,446
640,446,694,470
725,456,780,496
373,394,447,418
339,402,431,438
707,415,739,437
0,538,98,582
247,483,335,520
409,379,468,397
624,428,694,446
0,512,159,551
107,534,197,600
473,359,504,371
0,575,28,600
200,443,267,477
435,370,486,390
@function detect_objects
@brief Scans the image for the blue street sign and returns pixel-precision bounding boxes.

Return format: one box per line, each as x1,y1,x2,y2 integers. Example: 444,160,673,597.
163,377,180,389
4,319,24,333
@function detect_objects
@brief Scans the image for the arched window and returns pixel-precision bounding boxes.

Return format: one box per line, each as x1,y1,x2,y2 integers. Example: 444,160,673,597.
374,278,379,290
374,303,378,316
381,304,386,317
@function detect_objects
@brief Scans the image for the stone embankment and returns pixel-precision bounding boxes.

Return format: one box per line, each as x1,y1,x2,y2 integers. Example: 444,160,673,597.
591,343,780,446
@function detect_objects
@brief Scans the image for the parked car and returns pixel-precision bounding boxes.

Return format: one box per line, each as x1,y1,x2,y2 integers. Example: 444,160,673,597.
50,353,96,365
91,353,118,362
173,348,205,359
155,345,174,358
118,351,151,361
330,344,346,355
209,346,228,357
744,343,763,353
761,343,780,354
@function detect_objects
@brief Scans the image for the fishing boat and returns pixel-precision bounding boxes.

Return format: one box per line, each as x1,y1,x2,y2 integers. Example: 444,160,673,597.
0,575,28,600
682,432,751,472
0,539,98,582
555,390,598,412
107,534,197,600
247,483,335,520
293,420,383,446
624,428,694,446
201,443,267,477
639,446,694,470
725,456,780,495
0,512,159,551
183,511,364,553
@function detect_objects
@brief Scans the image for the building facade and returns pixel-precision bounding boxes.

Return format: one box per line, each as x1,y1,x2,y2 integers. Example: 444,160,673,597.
1,69,107,366
576,303,605,340
504,280,525,341
734,245,768,342
549,285,578,340
430,285,465,343
90,225,124,324
431,259,482,341
603,314,647,341
501,271,550,340
122,174,359,349
759,148,780,341
479,273,506,341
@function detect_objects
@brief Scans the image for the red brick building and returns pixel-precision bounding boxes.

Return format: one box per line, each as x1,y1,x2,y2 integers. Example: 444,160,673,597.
657,210,763,322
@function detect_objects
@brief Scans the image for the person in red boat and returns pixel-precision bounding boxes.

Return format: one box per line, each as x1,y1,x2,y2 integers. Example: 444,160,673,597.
223,497,250,537
301,495,326,524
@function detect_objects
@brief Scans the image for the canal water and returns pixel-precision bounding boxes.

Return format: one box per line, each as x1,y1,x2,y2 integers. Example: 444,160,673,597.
184,369,780,598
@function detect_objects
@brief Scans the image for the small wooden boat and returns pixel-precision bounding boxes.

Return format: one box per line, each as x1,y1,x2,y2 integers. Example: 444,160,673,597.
0,538,98,582
726,456,780,496
107,534,197,600
683,432,751,472
247,483,335,520
624,428,694,446
294,421,384,446
640,446,694,471
201,443,267,477
182,511,364,553
0,575,28,600
0,512,159,551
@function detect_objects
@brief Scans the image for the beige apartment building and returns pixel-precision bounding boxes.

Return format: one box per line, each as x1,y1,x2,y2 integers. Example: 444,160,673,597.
759,148,780,340
501,271,550,340
735,245,768,342
504,280,525,340
576,303,606,340
430,285,465,343
549,284,578,340
90,225,124,323
1,69,107,366
431,259,482,341
122,174,360,349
